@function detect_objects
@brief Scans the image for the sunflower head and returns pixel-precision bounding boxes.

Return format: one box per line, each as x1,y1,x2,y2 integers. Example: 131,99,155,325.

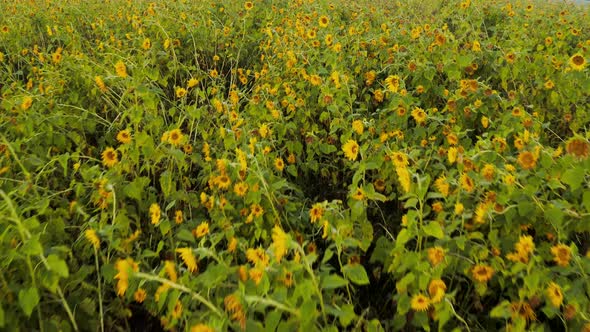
569,53,586,71
101,147,118,167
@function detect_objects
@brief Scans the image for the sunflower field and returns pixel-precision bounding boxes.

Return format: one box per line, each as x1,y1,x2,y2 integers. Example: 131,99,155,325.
1,0,590,331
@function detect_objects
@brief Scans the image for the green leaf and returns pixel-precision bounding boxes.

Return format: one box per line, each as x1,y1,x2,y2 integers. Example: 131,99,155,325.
319,143,337,154
264,310,282,332
40,269,60,293
18,287,40,317
562,167,585,191
342,264,370,286
367,319,384,332
159,220,171,236
124,176,150,201
403,198,418,209
46,254,69,278
396,229,412,247
22,234,43,256
490,300,511,318
321,274,349,289
396,273,415,293
176,229,195,243
338,304,356,327
0,305,4,327
322,249,334,264
417,174,431,201
544,206,564,228
159,170,175,198
583,190,590,213
517,201,534,217
423,222,444,239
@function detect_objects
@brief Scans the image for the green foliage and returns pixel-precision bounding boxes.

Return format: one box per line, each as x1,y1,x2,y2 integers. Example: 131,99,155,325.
1,0,590,331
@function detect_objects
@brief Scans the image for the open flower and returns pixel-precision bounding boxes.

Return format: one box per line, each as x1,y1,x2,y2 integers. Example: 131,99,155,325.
342,139,359,161
101,147,118,167
410,294,430,312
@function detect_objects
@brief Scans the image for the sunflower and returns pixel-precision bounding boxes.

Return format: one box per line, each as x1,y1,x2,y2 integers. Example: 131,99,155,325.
172,300,183,319
460,173,475,193
115,60,127,78
176,87,187,98
309,74,322,86
318,15,329,28
374,178,386,192
352,187,365,200
411,107,427,124
544,80,554,89
227,237,238,253
244,1,253,10
310,203,324,223
391,152,409,168
565,137,590,159
142,38,151,50
172,210,184,224
84,229,100,249
210,68,219,78
410,294,430,312
216,174,231,190
454,203,465,215
472,264,494,283
249,268,264,285
550,243,571,266
428,279,447,303
510,301,536,322
505,52,516,64
384,75,400,93
194,222,209,238
515,235,535,256
21,96,33,110
546,282,563,308
517,151,537,170
176,248,198,273
481,164,495,181
427,246,445,266
250,204,264,217
187,78,199,88
569,53,586,71
95,76,107,92
114,258,138,296
274,158,284,172
233,182,248,197
448,147,458,164
352,119,364,135
283,270,294,288
271,225,289,263
116,129,131,144
167,128,184,146
149,203,161,225
101,147,118,167
134,288,147,303
342,139,360,161
396,167,411,193
246,248,269,267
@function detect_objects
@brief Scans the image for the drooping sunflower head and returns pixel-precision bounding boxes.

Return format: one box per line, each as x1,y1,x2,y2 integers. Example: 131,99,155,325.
565,137,590,159
546,282,563,308
472,264,494,283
